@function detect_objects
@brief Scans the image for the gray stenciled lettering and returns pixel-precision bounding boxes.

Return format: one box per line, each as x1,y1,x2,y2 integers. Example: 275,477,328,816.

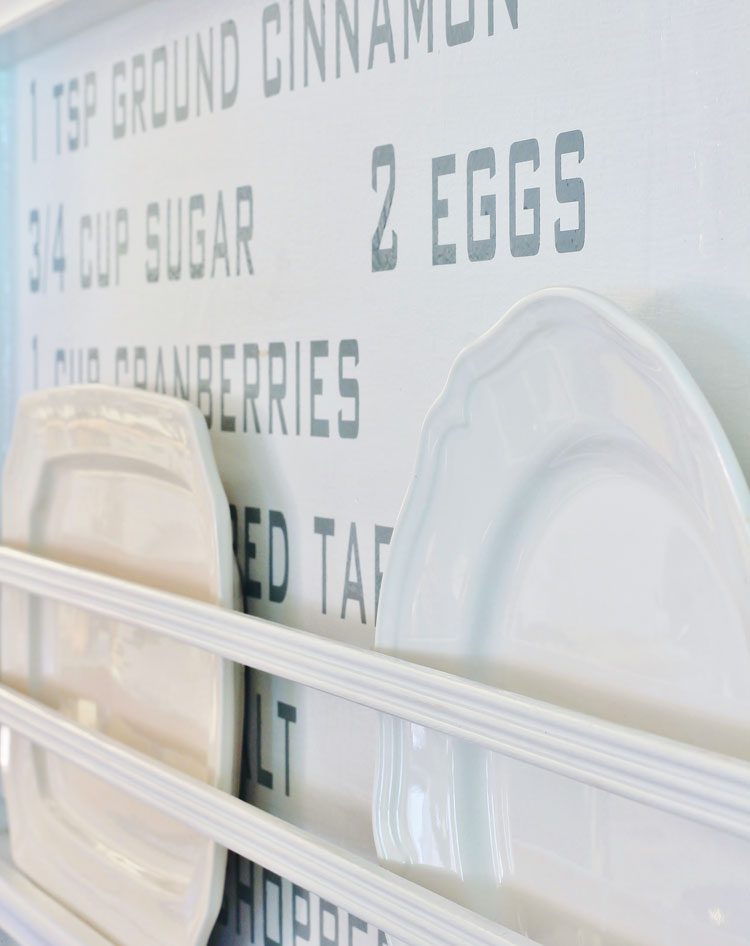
88,349,101,383
115,209,128,283
114,347,128,385
263,869,282,946
67,77,79,150
174,37,190,121
231,509,246,567
428,135,584,262
432,153,456,265
80,216,92,288
269,342,289,434
276,701,297,794
374,524,393,621
146,189,252,281
368,0,395,68
555,129,585,253
145,203,159,282
189,194,205,277
372,144,397,272
292,885,311,942
338,339,359,438
109,23,236,137
509,137,540,257
236,185,254,274
295,341,301,434
342,522,366,623
320,900,339,946
315,516,335,613
173,347,190,400
83,338,357,438
96,211,110,287
56,80,68,152
53,206,66,289
77,210,126,290
52,82,64,153
243,343,261,433
504,0,519,29
56,347,98,387
220,344,236,432
263,4,282,96
197,344,213,426
262,0,517,96
467,146,496,261
212,837,254,938
336,0,359,76
197,27,214,114
216,862,390,945
134,347,147,389
488,0,518,33
446,0,474,46
269,510,289,603
211,191,229,277
348,914,368,945
304,0,325,85
289,0,296,90
167,198,182,280
152,45,168,128
154,349,166,393
112,62,126,137
310,340,329,437
131,53,146,132
244,507,262,601
237,858,254,938
405,0,434,56
83,72,96,146
29,209,40,293
221,20,240,109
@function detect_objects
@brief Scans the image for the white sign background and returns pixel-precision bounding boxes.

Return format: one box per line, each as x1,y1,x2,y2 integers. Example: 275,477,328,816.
8,0,750,942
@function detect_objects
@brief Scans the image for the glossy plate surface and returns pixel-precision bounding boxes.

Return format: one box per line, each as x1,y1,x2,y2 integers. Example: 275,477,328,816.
374,288,750,944
1,385,239,946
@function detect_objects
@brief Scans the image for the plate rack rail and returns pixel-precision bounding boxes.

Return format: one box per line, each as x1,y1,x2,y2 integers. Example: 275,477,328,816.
0,545,748,946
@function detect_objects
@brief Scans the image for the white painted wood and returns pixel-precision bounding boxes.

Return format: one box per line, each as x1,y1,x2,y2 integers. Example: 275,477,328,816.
1,545,748,840
0,685,534,946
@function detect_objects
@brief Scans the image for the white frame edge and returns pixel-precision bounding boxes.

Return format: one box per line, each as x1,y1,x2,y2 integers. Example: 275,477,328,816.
0,0,153,68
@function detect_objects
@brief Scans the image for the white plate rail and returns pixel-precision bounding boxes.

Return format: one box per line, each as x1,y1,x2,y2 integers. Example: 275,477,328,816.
0,685,533,946
0,544,749,946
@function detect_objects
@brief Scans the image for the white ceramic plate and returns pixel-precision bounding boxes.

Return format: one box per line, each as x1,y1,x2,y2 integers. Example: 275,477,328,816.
1,385,240,946
374,288,750,945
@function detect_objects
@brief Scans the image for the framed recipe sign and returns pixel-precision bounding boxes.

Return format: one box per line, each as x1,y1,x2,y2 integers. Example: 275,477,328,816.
2,1,750,944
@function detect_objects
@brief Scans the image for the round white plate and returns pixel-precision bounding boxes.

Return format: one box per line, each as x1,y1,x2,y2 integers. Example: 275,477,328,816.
374,288,750,945
1,385,240,946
